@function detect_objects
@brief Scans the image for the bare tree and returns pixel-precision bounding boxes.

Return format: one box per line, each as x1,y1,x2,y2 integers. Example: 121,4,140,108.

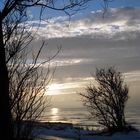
81,67,129,132
8,43,59,139
0,0,110,139
0,0,96,139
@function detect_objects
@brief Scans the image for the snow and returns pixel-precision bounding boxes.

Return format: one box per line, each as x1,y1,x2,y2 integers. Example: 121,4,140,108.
83,132,140,140
33,122,140,140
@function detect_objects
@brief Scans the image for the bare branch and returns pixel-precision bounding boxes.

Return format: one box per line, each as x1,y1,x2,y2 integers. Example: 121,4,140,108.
81,67,129,132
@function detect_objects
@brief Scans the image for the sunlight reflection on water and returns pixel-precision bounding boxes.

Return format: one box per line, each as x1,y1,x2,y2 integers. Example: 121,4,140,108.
50,108,61,122
51,108,59,115
41,105,140,130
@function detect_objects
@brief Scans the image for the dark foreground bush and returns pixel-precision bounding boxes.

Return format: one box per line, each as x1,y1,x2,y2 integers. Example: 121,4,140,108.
102,124,139,135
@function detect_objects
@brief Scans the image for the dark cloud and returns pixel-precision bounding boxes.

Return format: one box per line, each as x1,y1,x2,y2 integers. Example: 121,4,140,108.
31,36,140,80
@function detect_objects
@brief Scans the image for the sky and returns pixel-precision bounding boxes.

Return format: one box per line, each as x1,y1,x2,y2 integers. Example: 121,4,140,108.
28,0,140,108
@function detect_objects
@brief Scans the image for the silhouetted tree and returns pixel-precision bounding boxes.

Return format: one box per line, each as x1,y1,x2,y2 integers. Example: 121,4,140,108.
81,67,129,132
0,0,95,139
8,44,59,140
0,0,112,139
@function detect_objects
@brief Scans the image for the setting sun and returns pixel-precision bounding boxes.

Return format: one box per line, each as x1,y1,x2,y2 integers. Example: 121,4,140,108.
47,83,63,95
47,82,83,96
48,84,61,91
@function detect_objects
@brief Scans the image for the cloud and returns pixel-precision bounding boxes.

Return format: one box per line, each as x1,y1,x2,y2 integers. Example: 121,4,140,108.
47,70,140,96
26,57,95,68
29,7,140,40
50,58,94,67
47,76,96,95
124,71,140,83
30,35,140,79
27,7,140,96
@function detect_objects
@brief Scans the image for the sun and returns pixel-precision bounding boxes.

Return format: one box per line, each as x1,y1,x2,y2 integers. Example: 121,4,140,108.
47,83,62,95
48,84,61,91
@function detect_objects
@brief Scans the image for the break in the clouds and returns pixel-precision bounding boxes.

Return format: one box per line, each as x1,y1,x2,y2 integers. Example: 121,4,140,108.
30,7,140,40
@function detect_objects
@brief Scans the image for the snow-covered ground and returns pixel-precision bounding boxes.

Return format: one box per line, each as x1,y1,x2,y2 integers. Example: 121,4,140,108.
33,122,140,140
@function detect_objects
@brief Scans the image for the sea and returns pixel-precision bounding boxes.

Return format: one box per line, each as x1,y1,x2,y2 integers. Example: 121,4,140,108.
41,104,140,130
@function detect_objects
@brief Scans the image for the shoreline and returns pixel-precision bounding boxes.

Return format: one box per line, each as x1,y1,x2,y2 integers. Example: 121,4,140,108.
32,121,140,140
33,121,102,131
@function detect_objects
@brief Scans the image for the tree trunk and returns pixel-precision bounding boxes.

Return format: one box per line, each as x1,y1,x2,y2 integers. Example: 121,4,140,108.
0,16,13,140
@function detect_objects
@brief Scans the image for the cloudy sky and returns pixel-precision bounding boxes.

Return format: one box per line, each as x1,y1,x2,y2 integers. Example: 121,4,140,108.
29,0,140,107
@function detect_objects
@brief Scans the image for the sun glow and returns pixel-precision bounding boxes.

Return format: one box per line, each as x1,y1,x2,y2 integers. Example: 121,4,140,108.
50,108,60,122
47,83,62,95
48,84,61,91
51,108,59,115
46,81,87,96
